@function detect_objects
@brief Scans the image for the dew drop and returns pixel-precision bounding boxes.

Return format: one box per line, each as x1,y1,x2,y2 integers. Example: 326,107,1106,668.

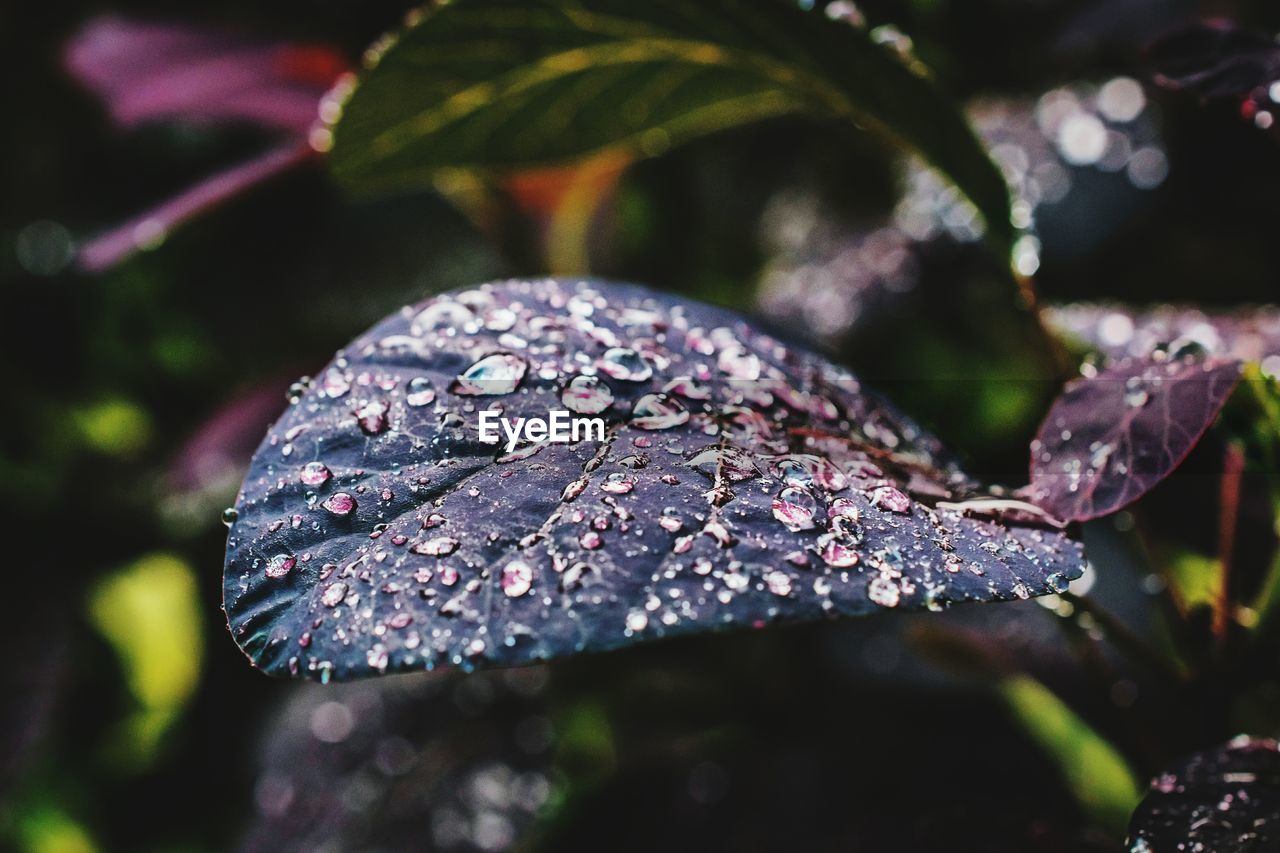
561,374,614,414
501,559,534,598
355,400,390,435
597,347,652,382
300,461,332,487
265,553,296,578
869,485,912,514
406,376,436,407
451,353,527,396
323,492,357,516
600,473,635,494
412,536,459,556
630,393,690,430
772,487,817,531
321,582,347,607
867,575,901,608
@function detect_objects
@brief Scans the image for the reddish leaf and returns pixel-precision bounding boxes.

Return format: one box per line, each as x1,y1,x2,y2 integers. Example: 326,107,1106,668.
1029,355,1242,522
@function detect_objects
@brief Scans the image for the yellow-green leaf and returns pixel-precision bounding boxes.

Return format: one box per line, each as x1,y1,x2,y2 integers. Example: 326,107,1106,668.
1000,675,1142,835
330,0,1012,251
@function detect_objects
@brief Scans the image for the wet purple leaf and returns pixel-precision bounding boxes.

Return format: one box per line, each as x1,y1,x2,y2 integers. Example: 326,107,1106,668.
223,279,1086,681
239,667,552,851
1029,354,1242,522
1046,302,1280,372
1128,736,1280,852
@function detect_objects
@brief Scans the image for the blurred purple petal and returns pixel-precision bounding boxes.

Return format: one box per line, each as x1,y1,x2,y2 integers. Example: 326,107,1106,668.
65,16,346,134
77,142,313,272
168,376,295,496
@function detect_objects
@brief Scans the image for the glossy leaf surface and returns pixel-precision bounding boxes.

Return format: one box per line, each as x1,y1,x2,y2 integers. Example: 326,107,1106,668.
1128,736,1280,852
224,279,1085,680
1029,354,1241,522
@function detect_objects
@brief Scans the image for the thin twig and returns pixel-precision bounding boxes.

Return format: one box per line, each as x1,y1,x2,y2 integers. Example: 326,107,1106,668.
1214,442,1245,645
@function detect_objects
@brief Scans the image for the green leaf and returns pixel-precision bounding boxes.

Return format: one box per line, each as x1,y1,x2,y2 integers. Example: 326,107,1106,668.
88,553,204,766
1000,675,1142,836
330,0,1011,250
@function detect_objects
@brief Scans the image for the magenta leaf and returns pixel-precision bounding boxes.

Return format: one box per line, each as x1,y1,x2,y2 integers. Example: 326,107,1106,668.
1029,354,1242,522
223,279,1084,681
65,17,345,270
1128,736,1280,852
65,17,344,134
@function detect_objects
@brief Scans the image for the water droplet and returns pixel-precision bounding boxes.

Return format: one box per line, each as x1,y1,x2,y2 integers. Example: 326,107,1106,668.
869,485,912,514
412,299,475,333
625,610,649,632
598,347,652,381
580,531,603,550
686,445,759,481
406,376,436,407
323,492,356,516
321,582,347,607
631,393,690,430
501,560,533,597
561,374,614,414
772,487,817,531
765,571,792,596
717,346,761,380
867,575,901,608
412,536,459,556
300,461,332,487
658,507,683,532
451,353,527,396
355,400,390,435
221,507,238,527
1123,376,1149,408
265,553,295,578
286,377,312,404
600,473,635,494
321,369,350,398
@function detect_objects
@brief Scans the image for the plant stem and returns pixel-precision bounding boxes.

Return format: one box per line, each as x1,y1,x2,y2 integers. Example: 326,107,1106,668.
1214,442,1246,645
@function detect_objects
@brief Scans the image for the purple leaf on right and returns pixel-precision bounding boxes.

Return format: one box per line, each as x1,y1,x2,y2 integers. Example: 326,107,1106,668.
1028,354,1242,522
1128,735,1280,852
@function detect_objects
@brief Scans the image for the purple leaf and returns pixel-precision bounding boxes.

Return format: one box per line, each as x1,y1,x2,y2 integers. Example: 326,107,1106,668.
65,17,345,134
1046,302,1280,372
1128,736,1280,852
223,279,1086,681
1029,355,1242,522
